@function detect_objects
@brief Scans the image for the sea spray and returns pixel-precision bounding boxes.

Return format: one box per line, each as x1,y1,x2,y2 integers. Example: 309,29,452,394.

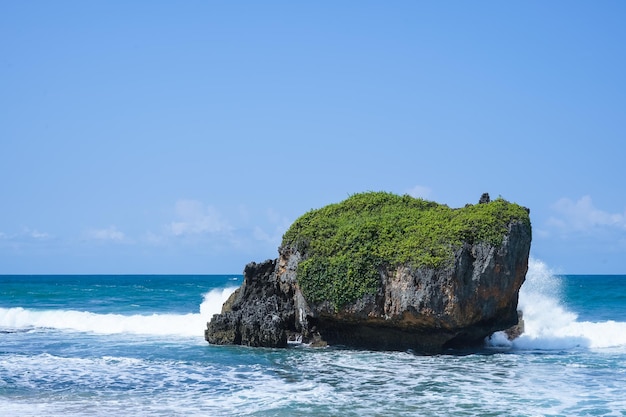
0,286,238,337
2,274,626,416
489,259,626,350
199,286,239,319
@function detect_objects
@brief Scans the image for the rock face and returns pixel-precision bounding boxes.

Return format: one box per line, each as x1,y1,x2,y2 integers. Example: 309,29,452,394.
205,259,294,347
206,193,531,353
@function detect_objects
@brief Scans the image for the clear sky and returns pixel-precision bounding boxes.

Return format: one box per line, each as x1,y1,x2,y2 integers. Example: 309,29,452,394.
1,1,625,274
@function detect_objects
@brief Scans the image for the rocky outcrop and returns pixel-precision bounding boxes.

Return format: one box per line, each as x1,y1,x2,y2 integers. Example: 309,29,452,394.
205,259,295,347
206,193,531,353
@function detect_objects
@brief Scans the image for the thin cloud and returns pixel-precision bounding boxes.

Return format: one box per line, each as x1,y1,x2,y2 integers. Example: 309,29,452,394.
168,200,232,236
253,226,273,244
547,195,626,233
407,185,432,199
0,228,53,241
86,226,126,242
142,231,166,246
252,209,291,246
23,228,51,240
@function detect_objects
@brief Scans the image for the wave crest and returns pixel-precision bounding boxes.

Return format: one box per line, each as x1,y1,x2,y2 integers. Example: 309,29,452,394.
0,286,238,337
489,259,626,350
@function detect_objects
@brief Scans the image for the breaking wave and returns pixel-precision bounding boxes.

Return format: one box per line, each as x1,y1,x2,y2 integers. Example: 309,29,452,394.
0,286,238,337
489,259,626,350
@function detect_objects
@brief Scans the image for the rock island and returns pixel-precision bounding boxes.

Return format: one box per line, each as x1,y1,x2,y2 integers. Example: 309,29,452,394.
206,191,531,353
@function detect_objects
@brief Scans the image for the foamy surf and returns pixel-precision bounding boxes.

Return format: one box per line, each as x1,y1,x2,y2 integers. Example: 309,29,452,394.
2,273,625,416
0,286,238,337
488,259,626,350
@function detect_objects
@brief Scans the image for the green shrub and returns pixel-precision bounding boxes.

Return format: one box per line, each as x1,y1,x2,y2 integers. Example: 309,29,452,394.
281,192,530,310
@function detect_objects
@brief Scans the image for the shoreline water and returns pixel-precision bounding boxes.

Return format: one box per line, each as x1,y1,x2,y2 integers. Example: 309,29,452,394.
1,263,626,416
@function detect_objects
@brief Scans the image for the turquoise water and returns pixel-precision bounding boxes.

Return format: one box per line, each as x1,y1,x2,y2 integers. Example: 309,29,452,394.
1,261,625,416
563,275,626,322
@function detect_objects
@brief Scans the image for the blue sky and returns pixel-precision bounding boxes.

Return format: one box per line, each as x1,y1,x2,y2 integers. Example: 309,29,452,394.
1,1,625,274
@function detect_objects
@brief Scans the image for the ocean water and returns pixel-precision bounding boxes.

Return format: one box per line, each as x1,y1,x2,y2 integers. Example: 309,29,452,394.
1,261,625,416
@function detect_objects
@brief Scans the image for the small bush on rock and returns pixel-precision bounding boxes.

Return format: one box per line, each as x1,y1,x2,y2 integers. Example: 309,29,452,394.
281,191,530,310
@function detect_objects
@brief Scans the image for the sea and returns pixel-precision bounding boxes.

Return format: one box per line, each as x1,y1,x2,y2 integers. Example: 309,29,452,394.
1,259,625,417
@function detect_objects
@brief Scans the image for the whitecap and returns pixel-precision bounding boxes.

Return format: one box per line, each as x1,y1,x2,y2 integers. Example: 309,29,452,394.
488,259,626,351
0,286,238,337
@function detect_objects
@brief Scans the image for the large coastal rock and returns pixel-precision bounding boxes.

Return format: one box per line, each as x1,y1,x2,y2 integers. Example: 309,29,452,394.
206,192,531,353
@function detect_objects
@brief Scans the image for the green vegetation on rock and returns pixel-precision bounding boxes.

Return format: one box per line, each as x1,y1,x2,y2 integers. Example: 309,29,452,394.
281,191,530,310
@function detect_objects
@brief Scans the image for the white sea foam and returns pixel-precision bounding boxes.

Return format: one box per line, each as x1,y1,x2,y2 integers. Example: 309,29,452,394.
0,351,333,417
2,347,624,417
199,286,238,319
0,286,238,337
489,259,626,350
3,277,625,417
